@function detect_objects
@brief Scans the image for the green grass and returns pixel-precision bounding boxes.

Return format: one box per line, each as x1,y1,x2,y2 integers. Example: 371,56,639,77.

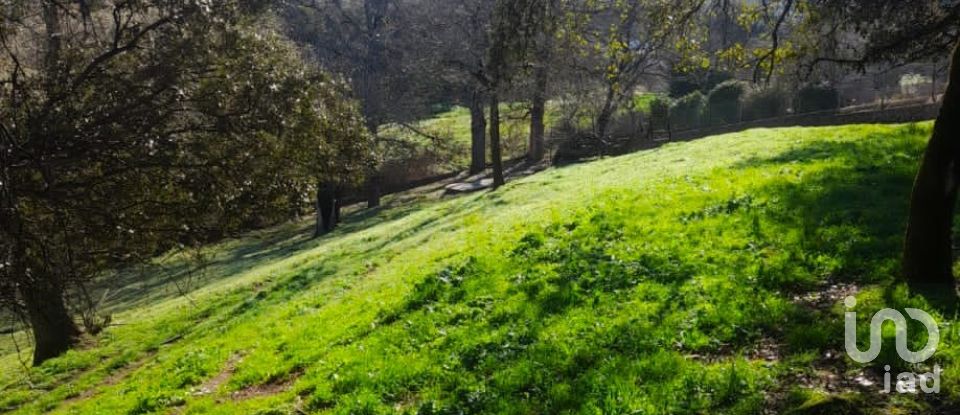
2,122,956,414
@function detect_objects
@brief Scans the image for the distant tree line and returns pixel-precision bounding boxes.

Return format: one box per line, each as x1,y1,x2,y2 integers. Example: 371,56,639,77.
282,0,713,193
282,0,960,293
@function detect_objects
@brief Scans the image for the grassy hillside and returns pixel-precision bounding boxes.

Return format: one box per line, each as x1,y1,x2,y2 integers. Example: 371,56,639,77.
2,123,955,414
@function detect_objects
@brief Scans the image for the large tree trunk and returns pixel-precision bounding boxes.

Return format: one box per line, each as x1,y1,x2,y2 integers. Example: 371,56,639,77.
489,93,505,188
528,25,552,163
903,43,960,285
359,0,387,209
469,91,487,175
359,0,388,126
4,203,79,364
365,121,382,209
334,186,343,224
365,172,381,209
314,181,337,237
529,64,548,163
41,1,63,86
22,274,79,365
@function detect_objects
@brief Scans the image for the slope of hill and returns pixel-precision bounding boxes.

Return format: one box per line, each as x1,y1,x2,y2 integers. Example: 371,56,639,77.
1,123,954,414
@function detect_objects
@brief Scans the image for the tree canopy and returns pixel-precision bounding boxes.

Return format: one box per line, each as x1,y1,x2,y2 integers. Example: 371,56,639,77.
0,0,371,363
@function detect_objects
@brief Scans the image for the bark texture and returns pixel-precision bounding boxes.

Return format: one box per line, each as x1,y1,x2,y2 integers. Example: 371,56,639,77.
489,93,505,188
315,182,338,237
529,64,547,163
903,43,960,285
360,0,388,209
366,173,381,209
595,87,616,140
23,274,79,365
470,91,487,175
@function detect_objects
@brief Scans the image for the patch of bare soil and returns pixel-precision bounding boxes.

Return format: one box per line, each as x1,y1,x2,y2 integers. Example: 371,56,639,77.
684,335,783,364
687,283,862,364
229,368,303,401
761,282,893,414
788,283,878,392
791,283,860,312
443,161,548,195
190,353,244,397
188,352,302,403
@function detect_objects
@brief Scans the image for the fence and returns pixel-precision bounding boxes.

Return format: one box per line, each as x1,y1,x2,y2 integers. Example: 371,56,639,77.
554,100,941,162
667,101,940,142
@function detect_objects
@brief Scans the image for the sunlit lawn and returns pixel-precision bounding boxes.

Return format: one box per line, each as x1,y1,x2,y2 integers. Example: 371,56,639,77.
2,122,954,414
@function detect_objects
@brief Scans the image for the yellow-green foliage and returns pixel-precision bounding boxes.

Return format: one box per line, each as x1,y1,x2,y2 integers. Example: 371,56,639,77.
2,123,953,414
631,93,664,113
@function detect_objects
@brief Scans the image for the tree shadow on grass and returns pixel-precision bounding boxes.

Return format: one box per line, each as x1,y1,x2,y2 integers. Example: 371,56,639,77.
734,135,924,286
89,179,488,315
91,220,320,314
415,137,939,411
92,199,434,315
731,133,960,410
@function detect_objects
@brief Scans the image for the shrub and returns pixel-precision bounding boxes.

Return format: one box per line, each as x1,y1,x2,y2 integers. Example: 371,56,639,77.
608,111,644,138
668,71,733,98
741,87,787,121
648,96,671,131
649,96,670,118
670,91,705,130
703,71,734,92
669,78,700,98
706,80,748,125
632,93,660,112
796,85,839,113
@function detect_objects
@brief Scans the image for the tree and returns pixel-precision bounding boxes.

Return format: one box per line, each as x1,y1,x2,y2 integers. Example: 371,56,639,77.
415,0,496,175
485,0,547,187
284,0,443,206
527,0,563,163
904,45,960,286
306,79,371,237
469,88,489,174
0,0,370,364
570,0,707,139
487,1,510,188
419,0,559,177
